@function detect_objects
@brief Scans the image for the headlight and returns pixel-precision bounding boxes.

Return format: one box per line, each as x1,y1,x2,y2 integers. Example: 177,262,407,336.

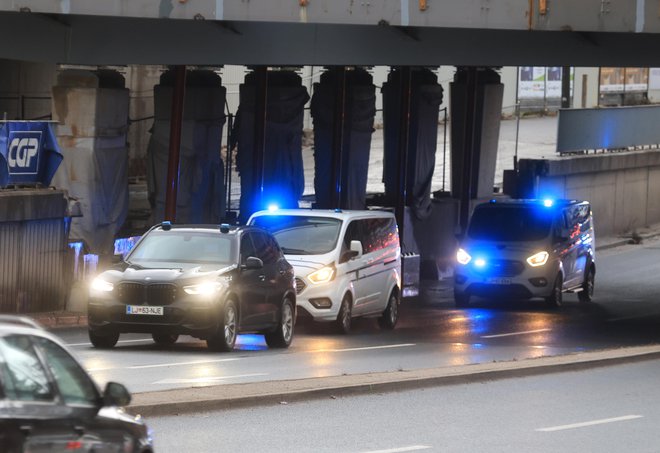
456,248,471,265
526,251,549,267
184,282,223,296
308,266,335,284
91,277,114,292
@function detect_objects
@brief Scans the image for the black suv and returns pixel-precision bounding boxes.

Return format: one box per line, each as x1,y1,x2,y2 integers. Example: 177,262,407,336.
0,316,152,453
88,223,296,351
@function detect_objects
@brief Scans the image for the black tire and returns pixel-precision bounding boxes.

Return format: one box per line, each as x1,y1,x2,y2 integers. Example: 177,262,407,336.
88,329,119,349
265,297,295,348
578,266,595,303
335,294,352,334
152,333,179,345
206,300,238,352
378,289,399,330
545,273,563,308
455,292,470,308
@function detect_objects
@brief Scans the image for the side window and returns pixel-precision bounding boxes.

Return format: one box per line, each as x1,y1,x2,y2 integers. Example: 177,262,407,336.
240,233,256,264
266,234,283,259
253,232,277,265
34,338,98,406
343,220,362,252
0,335,53,402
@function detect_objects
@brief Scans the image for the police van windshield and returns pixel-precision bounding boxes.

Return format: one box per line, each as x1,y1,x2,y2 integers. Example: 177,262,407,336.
251,216,341,255
468,206,553,242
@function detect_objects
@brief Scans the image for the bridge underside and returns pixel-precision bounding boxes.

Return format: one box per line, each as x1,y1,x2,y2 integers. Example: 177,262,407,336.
4,12,660,67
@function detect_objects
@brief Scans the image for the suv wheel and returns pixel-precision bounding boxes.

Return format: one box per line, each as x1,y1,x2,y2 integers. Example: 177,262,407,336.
378,289,399,330
265,297,295,348
578,266,595,303
152,333,179,345
335,295,352,334
88,329,119,349
207,300,238,352
545,273,563,308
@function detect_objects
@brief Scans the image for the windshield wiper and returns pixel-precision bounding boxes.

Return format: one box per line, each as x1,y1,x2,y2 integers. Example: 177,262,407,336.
281,247,310,255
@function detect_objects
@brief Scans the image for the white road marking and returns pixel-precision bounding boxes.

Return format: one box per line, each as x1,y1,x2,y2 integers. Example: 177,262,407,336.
313,343,416,353
482,329,551,339
536,415,643,432
128,358,241,369
154,373,268,385
68,338,153,347
358,446,431,453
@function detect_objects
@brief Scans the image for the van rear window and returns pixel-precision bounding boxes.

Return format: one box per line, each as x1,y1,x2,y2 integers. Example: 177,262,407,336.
468,206,553,242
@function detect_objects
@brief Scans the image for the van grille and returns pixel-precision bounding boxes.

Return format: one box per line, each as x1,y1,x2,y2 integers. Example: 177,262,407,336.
294,278,306,295
116,282,178,305
475,260,524,277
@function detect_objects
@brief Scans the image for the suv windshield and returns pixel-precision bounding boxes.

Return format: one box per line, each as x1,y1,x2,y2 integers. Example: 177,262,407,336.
251,216,342,255
468,206,553,242
127,231,235,266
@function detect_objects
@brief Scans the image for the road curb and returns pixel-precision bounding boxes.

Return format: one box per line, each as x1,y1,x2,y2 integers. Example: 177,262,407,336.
127,345,660,418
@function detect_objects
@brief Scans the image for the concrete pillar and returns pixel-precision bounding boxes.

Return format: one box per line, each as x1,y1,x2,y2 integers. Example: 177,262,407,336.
450,67,504,231
0,59,56,121
311,67,375,210
51,69,130,255
148,69,227,224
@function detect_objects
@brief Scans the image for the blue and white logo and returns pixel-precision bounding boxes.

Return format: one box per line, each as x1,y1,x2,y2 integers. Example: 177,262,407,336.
7,131,42,175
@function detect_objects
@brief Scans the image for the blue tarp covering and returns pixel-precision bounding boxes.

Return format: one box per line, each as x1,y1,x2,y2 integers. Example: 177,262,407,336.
0,122,63,188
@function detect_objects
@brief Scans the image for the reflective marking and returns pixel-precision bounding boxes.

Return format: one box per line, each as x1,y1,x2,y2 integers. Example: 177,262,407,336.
359,446,431,453
481,328,550,339
313,343,415,353
68,338,153,347
129,358,240,369
154,373,267,385
536,415,643,432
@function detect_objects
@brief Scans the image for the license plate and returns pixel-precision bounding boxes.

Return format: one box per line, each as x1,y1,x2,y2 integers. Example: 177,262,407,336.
486,278,512,285
126,305,163,316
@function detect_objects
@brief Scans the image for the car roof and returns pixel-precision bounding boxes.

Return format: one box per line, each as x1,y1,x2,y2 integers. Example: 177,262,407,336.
250,208,395,221
150,224,264,235
477,198,589,208
0,316,69,346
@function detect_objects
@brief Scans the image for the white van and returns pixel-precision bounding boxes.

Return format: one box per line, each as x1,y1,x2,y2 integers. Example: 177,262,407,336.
248,209,402,333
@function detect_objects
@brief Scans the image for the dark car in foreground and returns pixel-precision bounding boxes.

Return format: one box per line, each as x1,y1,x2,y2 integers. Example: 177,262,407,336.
88,223,296,351
0,316,152,453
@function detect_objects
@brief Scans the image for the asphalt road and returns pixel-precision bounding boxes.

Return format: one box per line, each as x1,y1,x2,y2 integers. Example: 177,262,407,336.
146,358,660,453
55,237,660,395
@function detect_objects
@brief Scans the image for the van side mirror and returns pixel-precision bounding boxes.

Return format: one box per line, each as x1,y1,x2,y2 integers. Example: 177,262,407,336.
111,254,123,264
243,256,264,270
350,240,363,259
102,382,131,407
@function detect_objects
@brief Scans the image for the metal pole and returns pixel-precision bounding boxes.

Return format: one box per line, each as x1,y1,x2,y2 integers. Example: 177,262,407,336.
225,112,234,218
330,67,347,209
395,67,412,248
252,67,268,216
514,102,520,172
442,107,447,192
459,67,479,234
561,66,571,108
164,65,187,222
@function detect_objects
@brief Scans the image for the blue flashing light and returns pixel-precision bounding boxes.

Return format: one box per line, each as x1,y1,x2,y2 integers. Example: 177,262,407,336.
489,199,497,203
161,221,172,231
474,258,486,268
220,223,231,233
543,199,554,208
267,204,279,212
114,236,141,256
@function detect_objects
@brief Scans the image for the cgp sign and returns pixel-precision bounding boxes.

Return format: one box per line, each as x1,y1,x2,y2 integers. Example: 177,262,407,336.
0,122,62,188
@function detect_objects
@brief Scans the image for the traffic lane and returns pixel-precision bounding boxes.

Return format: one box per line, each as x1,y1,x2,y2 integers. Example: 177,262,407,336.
55,238,660,393
146,359,660,453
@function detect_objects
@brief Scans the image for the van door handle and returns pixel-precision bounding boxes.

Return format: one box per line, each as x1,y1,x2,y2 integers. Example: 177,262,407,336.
259,275,266,282
19,425,32,436
74,425,85,436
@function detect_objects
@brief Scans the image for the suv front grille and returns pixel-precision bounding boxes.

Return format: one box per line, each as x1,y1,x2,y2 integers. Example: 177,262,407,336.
475,260,524,277
294,277,306,295
116,282,178,306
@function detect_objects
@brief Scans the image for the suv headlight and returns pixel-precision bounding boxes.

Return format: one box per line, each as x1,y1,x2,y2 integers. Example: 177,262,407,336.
184,282,223,296
91,277,114,292
308,266,336,284
456,248,472,265
526,251,549,267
